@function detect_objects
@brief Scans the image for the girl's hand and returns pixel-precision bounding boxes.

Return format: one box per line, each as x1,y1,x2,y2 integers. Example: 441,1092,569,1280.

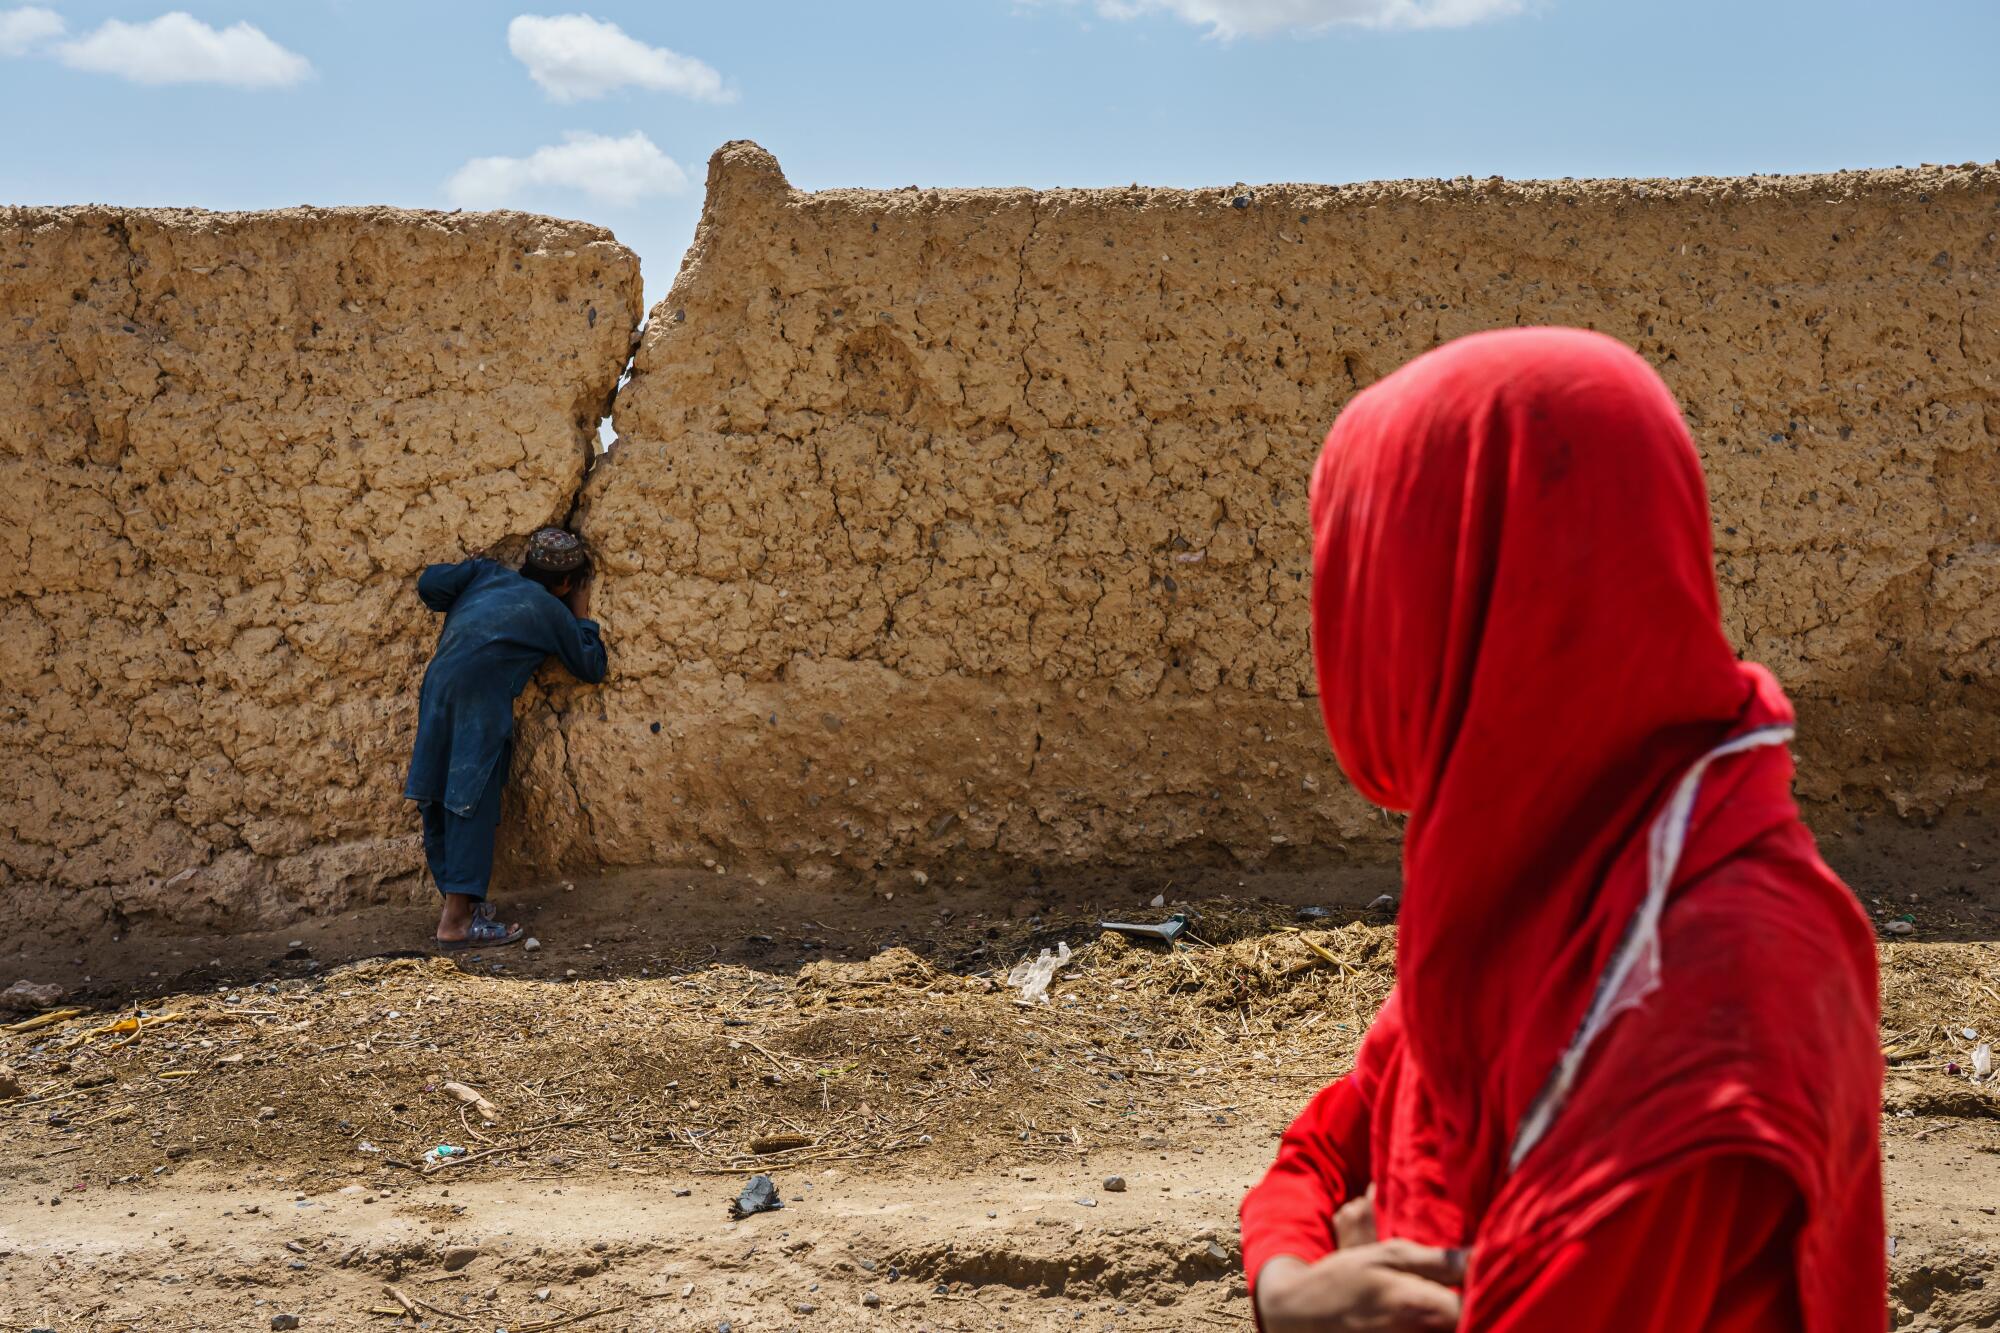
1336,1187,1380,1249
1255,1241,1466,1333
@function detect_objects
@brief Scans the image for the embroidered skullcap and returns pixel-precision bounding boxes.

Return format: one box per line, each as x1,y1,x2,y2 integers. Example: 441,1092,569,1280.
525,526,586,572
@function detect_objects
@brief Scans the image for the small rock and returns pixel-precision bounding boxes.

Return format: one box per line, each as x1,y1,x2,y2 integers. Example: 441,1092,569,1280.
1103,1175,1127,1193
1294,906,1333,921
257,1106,278,1120
523,937,542,952
535,1288,552,1302
1366,894,1396,912
0,980,63,1013
441,1245,480,1272
794,1302,817,1314
1883,920,1916,936
861,1291,881,1308
0,1065,23,1099
270,1316,301,1331
1076,1197,1097,1208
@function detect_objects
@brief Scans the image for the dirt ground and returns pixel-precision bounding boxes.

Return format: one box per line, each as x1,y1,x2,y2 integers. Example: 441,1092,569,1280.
4,813,1999,1332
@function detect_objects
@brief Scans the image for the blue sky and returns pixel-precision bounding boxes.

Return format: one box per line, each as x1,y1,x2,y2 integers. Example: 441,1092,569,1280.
3,0,1996,305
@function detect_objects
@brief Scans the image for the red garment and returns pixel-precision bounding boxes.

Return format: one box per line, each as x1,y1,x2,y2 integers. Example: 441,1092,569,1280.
1495,1156,1804,1332
1289,328,1882,1328
1241,1079,1805,1330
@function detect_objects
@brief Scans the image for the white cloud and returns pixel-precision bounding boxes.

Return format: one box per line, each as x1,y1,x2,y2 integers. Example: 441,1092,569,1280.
445,130,689,209
0,6,64,56
1090,0,1524,37
507,13,731,103
56,12,311,87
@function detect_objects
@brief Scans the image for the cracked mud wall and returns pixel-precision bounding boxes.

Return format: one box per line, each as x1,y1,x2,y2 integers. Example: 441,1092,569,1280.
546,142,1998,887
1,207,641,927
7,151,1994,923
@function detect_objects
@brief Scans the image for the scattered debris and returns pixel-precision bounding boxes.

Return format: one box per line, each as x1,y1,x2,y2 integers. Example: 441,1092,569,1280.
1884,920,1917,936
1294,906,1333,922
1096,915,1188,946
748,1133,815,1155
423,1145,467,1167
441,1080,500,1121
731,1173,783,1218
1006,942,1073,1004
1,1006,82,1034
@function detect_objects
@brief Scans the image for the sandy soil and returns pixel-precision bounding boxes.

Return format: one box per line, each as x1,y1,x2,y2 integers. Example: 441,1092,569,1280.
4,822,1999,1332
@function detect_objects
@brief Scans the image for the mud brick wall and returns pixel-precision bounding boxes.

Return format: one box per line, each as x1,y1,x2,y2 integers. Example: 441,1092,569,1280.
1,206,640,926
536,143,1997,887
6,148,1995,922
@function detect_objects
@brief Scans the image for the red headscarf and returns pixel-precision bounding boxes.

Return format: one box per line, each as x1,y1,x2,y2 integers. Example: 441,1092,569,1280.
1310,328,1883,1328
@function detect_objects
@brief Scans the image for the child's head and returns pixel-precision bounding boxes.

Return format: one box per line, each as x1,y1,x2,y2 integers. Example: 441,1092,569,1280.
521,526,591,595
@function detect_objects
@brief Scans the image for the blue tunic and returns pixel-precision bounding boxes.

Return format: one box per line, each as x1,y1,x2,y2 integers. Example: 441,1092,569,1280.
403,559,608,816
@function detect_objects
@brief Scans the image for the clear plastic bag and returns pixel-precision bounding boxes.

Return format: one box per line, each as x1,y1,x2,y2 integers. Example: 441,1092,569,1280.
1006,941,1072,1004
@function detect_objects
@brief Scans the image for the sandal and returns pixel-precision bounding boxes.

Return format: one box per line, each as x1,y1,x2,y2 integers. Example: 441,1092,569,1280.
435,904,524,951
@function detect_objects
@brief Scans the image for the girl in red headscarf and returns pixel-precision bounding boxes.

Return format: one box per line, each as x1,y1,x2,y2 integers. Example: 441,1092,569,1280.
1240,329,1883,1332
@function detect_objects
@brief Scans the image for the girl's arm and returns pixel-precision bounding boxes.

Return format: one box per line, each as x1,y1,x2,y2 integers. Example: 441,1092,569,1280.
1241,1075,1373,1288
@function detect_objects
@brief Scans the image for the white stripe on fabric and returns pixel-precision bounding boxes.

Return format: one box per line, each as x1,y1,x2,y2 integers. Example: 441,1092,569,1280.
1506,725,1796,1174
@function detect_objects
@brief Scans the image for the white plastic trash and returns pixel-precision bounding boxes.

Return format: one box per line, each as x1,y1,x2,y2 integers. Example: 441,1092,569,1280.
1006,942,1072,1004
1974,1043,1991,1081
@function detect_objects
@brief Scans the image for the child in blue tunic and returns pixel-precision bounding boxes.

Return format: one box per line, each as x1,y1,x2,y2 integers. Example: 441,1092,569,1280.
404,527,608,948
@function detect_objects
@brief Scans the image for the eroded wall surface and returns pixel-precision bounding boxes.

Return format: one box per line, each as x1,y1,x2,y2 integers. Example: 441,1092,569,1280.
8,153,1995,922
2,207,640,926
550,142,1998,886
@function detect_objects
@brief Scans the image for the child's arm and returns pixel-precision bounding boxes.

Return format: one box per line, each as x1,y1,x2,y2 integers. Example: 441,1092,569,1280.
416,560,480,613
541,594,609,684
